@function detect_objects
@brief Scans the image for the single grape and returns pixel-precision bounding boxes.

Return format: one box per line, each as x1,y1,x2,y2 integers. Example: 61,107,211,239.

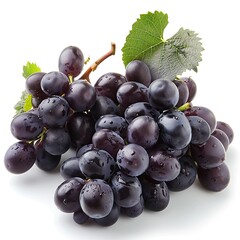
92,129,125,158
124,101,160,124
73,208,90,225
125,60,151,87
187,115,211,145
116,81,148,108
34,140,61,171
181,76,197,102
80,179,114,219
60,157,85,180
127,116,159,149
67,112,95,148
167,155,197,191
54,177,85,213
157,109,192,150
148,79,179,110
212,129,229,151
111,171,142,208
116,143,149,177
140,175,170,211
216,121,234,144
4,141,36,174
25,72,47,99
79,149,116,180
40,71,69,96
58,46,84,78
184,106,217,133
95,114,128,138
42,128,71,155
94,72,127,104
146,148,180,182
173,79,189,107
94,204,120,226
38,96,69,128
190,135,225,169
198,163,230,192
11,112,43,141
90,96,120,121
65,79,96,112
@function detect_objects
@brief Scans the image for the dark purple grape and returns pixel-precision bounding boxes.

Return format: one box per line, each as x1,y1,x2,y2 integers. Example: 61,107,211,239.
40,71,69,96
58,46,84,78
94,204,120,226
125,60,151,87
146,148,180,182
140,175,170,211
79,149,116,180
167,155,197,191
212,129,229,151
187,115,211,145
181,76,197,102
73,208,90,225
25,72,47,99
121,195,144,218
184,106,216,133
90,96,120,121
116,81,148,108
95,114,128,138
65,80,96,112
111,171,142,208
94,72,127,103
38,96,69,128
67,112,95,148
173,79,189,107
80,179,114,219
198,163,230,192
76,144,96,158
43,128,71,155
190,135,225,169
60,157,85,180
116,143,149,177
4,141,36,174
127,116,159,149
124,101,160,124
148,79,179,110
34,140,61,171
158,109,192,150
11,112,43,141
92,129,125,158
216,121,234,144
54,177,85,213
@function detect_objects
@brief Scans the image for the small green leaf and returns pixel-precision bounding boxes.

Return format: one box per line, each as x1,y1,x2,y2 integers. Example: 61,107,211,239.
122,11,204,80
122,11,168,65
22,62,41,79
14,91,33,116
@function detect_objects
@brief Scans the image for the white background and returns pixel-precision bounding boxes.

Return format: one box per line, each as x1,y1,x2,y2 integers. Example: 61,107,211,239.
0,1,239,240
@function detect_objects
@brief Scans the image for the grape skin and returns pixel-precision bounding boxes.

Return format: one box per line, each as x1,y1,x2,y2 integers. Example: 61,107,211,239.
4,141,36,174
58,46,84,78
80,179,114,219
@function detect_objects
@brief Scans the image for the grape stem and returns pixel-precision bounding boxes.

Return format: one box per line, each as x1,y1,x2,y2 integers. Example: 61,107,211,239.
80,42,116,82
178,102,192,112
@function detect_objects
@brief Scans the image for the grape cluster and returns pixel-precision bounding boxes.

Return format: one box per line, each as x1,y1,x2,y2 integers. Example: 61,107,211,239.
4,45,234,227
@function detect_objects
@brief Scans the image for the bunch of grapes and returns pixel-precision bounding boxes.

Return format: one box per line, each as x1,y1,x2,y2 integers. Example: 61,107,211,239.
4,44,234,227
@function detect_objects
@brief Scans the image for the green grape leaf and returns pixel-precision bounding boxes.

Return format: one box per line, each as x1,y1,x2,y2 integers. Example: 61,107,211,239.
22,62,41,79
122,11,204,80
14,91,32,116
